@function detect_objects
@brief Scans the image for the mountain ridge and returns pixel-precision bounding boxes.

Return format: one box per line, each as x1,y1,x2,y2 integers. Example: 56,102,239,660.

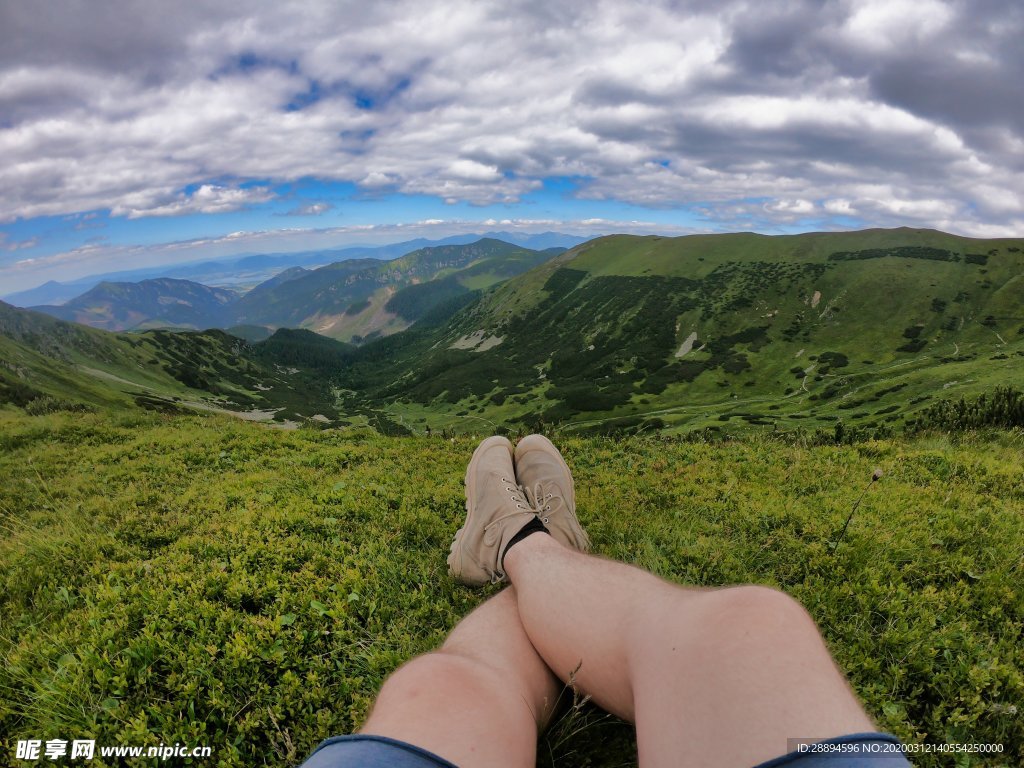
2,231,587,305
229,238,563,341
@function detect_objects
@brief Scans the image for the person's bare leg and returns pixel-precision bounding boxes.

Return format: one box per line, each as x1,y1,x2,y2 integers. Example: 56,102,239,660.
360,586,561,768
504,534,875,768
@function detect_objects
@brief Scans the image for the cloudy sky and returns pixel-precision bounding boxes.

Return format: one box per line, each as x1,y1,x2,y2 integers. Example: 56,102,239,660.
2,0,1022,292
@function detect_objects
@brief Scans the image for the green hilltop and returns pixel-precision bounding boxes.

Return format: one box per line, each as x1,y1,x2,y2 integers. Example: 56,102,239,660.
31,277,239,331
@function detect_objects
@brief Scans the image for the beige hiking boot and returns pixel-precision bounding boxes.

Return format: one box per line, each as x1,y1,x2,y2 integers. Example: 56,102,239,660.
447,435,541,586
514,434,590,552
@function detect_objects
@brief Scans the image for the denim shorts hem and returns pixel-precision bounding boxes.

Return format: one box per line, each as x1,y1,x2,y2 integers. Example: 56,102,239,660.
751,732,912,767
300,730,911,768
299,734,457,768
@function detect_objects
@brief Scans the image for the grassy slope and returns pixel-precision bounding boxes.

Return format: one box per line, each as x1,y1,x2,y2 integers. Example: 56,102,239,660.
1,409,1021,767
0,305,188,410
0,305,346,424
355,229,1024,435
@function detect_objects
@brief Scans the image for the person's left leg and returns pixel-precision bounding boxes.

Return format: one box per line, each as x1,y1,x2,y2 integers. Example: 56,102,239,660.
359,586,562,768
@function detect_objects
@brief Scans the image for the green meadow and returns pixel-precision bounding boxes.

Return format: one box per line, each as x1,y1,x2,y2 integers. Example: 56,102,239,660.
1,408,1021,766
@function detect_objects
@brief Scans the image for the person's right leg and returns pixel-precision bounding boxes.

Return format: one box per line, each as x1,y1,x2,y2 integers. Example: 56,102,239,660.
504,534,876,768
358,586,561,768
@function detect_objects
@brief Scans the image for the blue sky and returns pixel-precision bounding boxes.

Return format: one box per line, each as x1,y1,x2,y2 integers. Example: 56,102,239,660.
2,1,1022,293
3,177,713,256
0,179,738,293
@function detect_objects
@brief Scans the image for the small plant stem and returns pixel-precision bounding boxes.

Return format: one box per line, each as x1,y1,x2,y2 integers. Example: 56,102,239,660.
833,479,872,549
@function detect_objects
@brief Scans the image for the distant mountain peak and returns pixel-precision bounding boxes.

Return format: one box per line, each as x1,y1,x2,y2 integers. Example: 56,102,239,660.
30,278,239,331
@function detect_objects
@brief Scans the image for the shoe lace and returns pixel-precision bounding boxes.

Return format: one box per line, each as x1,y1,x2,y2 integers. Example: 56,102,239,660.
524,481,557,525
497,476,534,512
483,478,540,536
483,478,541,584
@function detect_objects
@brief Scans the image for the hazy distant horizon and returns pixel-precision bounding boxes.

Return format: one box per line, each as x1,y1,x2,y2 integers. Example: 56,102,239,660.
1,227,594,300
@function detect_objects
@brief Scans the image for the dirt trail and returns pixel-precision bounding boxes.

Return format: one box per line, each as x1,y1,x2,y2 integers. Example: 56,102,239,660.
801,363,816,392
79,366,155,391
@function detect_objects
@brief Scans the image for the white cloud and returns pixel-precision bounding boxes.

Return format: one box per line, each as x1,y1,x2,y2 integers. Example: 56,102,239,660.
824,198,856,215
448,160,502,182
284,201,333,216
766,199,815,215
0,0,1020,237
111,184,276,219
841,0,954,52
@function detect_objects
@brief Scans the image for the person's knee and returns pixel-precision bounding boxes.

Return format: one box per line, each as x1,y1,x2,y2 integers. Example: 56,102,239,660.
380,652,465,693
374,651,497,714
719,584,811,619
706,584,820,648
634,583,817,656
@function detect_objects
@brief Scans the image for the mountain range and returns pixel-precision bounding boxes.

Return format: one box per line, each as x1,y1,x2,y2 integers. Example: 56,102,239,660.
2,231,587,306
27,238,565,342
2,227,1022,436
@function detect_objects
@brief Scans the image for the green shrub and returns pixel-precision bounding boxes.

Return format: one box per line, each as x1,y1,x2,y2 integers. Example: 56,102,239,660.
0,379,46,407
23,396,91,416
908,386,1024,432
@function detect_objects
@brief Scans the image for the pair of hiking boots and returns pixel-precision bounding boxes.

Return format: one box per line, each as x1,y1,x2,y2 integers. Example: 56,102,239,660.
447,434,590,587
